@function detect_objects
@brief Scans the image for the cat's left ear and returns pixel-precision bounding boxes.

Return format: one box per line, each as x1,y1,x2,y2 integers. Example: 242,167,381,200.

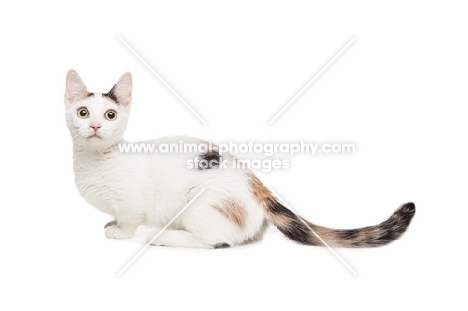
111,72,132,110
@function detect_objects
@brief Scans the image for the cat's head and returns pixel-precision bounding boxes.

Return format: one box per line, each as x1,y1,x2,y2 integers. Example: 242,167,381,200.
64,70,132,151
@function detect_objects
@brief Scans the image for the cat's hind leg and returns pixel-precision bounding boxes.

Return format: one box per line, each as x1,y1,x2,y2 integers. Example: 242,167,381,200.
144,189,264,249
146,229,220,249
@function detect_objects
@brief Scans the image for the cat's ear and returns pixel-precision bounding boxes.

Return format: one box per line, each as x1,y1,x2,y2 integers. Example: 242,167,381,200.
64,69,88,105
111,72,132,110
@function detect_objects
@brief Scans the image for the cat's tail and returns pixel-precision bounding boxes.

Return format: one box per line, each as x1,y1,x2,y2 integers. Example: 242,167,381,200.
247,173,415,247
267,199,415,247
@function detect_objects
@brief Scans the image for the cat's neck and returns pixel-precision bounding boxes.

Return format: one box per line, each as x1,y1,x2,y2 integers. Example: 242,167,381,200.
73,139,124,159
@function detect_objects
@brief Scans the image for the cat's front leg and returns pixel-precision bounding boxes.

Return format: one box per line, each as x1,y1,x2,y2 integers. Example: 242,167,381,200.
104,209,145,239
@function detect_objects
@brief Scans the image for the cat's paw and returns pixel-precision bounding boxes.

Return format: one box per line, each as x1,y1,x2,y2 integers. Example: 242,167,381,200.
104,220,117,229
146,230,162,245
105,225,133,239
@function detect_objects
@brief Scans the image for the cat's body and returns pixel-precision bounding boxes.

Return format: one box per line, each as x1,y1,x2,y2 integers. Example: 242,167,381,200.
65,70,415,248
73,135,266,247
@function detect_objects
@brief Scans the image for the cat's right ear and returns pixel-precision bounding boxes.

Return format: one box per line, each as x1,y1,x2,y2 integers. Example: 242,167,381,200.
65,69,88,106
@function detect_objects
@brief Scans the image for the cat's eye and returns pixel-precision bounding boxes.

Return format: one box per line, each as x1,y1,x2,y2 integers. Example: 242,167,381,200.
105,110,117,121
77,107,89,119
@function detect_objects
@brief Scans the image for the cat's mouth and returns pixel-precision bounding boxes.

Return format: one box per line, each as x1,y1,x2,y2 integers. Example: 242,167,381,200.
87,133,102,139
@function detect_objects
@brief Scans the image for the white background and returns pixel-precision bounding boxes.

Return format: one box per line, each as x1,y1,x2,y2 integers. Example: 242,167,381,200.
1,1,467,310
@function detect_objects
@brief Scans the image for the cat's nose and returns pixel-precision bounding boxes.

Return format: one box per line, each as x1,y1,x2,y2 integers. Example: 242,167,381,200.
90,123,101,132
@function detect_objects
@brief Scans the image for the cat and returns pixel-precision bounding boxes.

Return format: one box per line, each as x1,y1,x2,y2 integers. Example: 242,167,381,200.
64,70,415,249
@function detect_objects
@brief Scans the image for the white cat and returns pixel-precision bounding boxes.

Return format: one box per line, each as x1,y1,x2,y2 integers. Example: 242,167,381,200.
65,70,415,248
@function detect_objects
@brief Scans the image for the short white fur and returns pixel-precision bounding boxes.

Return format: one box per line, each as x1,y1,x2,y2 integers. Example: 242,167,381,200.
65,70,267,248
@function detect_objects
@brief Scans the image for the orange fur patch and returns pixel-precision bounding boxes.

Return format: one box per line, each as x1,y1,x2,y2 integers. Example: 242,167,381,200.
246,172,273,208
212,198,247,230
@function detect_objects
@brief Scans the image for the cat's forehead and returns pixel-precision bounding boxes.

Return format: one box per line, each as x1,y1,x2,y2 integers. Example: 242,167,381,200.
86,91,118,104
75,93,119,109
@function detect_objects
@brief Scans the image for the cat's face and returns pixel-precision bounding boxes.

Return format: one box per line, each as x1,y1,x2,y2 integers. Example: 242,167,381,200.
64,70,132,151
